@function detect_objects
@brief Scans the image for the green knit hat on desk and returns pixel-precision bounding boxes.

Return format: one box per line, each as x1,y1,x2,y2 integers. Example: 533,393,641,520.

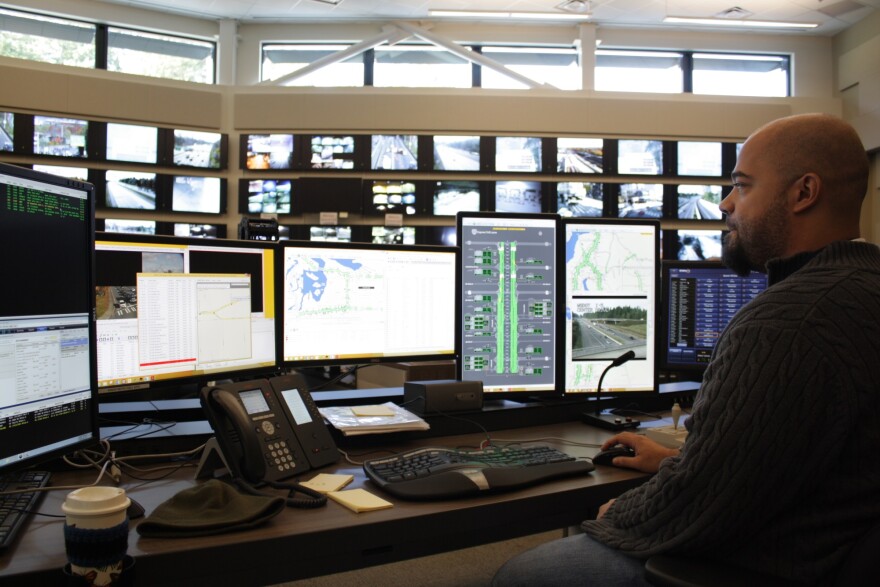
136,479,286,538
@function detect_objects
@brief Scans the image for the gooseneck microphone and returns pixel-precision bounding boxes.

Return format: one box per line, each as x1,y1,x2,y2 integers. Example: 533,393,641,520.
581,350,641,431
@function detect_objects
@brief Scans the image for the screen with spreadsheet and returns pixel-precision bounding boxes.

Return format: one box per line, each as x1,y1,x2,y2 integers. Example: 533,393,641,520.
0,163,98,473
94,234,277,395
661,261,768,374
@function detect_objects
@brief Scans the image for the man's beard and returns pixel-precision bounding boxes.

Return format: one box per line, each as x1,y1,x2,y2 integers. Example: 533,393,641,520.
722,196,789,277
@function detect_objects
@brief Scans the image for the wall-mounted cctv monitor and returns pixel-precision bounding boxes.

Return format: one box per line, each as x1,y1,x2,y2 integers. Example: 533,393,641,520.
33,115,89,158
456,212,561,397
308,135,359,169
557,137,603,173
371,134,419,171
173,223,226,239
617,139,663,175
495,136,542,173
433,180,482,216
562,218,660,396
106,123,158,164
279,241,456,367
365,180,420,215
670,229,724,261
32,164,90,183
240,178,293,214
494,180,543,213
0,111,13,152
102,170,157,211
433,135,480,171
171,129,225,169
676,141,722,177
556,181,605,218
241,133,295,170
617,183,664,218
102,218,157,235
170,176,225,214
676,184,723,221
371,225,415,245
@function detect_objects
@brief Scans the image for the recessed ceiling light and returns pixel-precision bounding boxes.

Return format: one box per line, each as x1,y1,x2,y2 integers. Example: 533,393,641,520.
664,16,818,29
556,0,592,14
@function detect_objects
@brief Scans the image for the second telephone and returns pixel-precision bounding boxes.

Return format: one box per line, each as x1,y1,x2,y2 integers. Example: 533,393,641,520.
200,373,339,485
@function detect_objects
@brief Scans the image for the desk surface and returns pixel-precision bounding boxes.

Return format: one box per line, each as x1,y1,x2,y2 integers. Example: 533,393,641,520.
0,421,647,587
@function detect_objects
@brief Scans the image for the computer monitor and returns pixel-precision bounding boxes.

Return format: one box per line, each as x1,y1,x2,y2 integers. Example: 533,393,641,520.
660,260,768,376
562,218,660,395
279,241,456,366
0,162,99,474
94,234,278,396
456,212,560,397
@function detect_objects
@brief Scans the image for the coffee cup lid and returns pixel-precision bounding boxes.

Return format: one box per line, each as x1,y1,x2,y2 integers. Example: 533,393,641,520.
62,486,131,517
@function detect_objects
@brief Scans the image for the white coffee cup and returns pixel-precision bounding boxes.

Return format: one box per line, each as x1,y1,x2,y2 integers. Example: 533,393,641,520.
63,486,130,529
63,487,131,586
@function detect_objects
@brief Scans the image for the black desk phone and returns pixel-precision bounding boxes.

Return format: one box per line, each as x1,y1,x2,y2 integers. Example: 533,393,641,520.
200,373,339,485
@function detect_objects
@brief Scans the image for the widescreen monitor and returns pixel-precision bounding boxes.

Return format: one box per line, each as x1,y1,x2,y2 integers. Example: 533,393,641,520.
674,229,723,261
661,261,768,376
456,212,560,396
174,223,224,238
32,164,89,183
309,226,352,242
0,163,100,476
242,179,292,214
33,115,88,158
94,234,277,396
562,218,659,395
371,226,415,245
677,141,722,177
103,219,156,234
279,241,456,366
618,183,663,218
310,135,356,169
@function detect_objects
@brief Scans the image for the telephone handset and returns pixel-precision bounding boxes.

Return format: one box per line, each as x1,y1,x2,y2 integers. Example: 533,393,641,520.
269,374,340,469
200,379,311,484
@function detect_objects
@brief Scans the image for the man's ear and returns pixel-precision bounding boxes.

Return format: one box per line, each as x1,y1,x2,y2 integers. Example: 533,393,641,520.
790,172,821,213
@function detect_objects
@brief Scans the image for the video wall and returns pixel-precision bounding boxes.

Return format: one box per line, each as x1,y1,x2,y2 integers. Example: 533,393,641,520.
0,110,731,258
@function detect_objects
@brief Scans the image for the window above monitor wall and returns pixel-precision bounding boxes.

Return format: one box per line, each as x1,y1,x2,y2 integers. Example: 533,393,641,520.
480,45,580,90
261,43,365,86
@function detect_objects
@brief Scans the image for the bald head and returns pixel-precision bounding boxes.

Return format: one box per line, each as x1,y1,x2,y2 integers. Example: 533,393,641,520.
747,113,869,213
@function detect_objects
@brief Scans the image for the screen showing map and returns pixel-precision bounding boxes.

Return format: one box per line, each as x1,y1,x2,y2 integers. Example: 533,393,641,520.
456,213,559,395
94,234,276,394
562,218,659,394
281,242,456,365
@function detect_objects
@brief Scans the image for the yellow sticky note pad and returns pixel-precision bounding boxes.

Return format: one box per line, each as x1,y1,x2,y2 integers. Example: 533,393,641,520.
351,405,396,417
300,473,354,494
328,488,393,513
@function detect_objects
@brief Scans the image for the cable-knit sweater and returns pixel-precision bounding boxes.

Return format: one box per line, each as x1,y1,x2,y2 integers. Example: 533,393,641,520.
582,240,880,585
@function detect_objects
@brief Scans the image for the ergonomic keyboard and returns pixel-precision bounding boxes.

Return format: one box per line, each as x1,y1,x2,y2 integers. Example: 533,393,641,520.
0,470,50,551
363,445,594,500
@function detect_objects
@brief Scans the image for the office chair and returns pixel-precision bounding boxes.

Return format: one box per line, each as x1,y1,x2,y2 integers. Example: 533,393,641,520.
644,519,880,587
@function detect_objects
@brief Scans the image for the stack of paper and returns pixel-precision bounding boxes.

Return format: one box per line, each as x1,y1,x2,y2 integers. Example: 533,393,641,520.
318,402,429,436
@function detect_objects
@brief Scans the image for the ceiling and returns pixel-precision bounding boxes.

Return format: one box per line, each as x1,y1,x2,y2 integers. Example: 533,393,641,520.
94,0,879,36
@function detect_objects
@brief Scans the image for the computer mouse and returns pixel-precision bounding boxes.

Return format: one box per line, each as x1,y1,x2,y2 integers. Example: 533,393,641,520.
592,446,636,467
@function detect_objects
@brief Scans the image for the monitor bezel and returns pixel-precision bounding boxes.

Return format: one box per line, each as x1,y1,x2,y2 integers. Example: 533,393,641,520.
0,162,100,473
93,232,280,400
560,216,661,398
455,211,563,399
277,239,458,369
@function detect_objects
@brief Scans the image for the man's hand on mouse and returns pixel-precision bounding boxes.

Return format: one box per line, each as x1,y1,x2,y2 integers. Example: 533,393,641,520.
601,432,680,473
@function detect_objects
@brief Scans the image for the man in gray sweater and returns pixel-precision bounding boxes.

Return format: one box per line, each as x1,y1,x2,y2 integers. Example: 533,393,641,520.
494,114,880,586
